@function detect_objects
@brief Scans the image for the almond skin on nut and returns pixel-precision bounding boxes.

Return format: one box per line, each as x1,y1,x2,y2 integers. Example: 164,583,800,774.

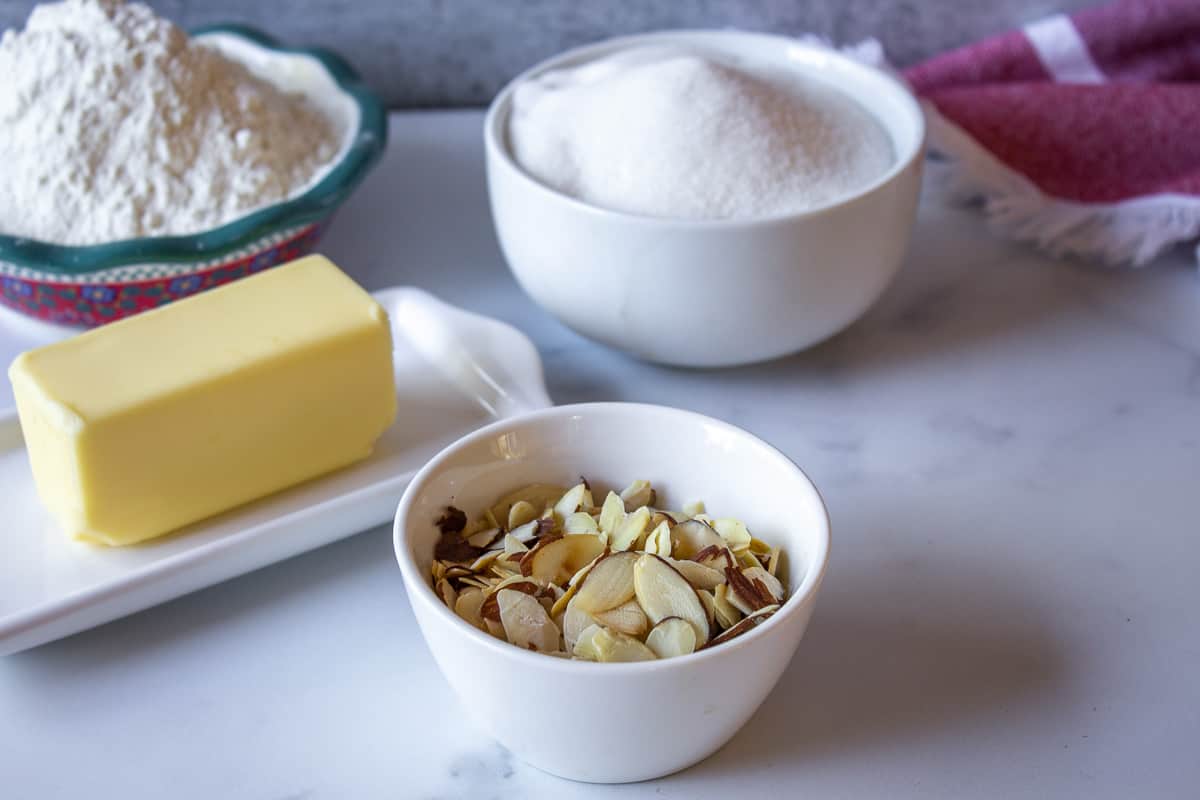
431,480,788,660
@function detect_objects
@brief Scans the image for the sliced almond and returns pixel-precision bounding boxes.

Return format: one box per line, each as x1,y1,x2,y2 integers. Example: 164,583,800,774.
562,599,594,652
694,544,736,572
767,546,781,577
480,577,540,622
534,517,560,541
489,560,521,580
668,557,725,591
465,527,502,550
645,617,698,659
619,479,655,511
598,491,625,535
742,565,786,605
649,511,675,530
568,548,608,588
611,506,651,551
725,579,757,615
485,573,542,595
553,482,589,520
459,575,493,591
518,535,552,577
725,566,777,614
551,547,610,618
643,519,673,557
737,550,762,570
572,551,638,613
497,589,560,652
697,588,717,629
671,519,724,560
525,533,604,585
564,511,599,534
502,533,529,556
484,617,507,640
592,599,649,637
489,484,566,527
507,501,539,530
571,623,604,660
440,564,474,581
435,578,457,609
748,537,771,555
523,537,568,582
508,519,541,544
517,524,562,570
454,588,486,629
549,577,580,618
682,500,706,517
592,626,657,662
467,551,500,573
704,605,779,649
713,518,752,552
712,582,743,629
632,554,710,642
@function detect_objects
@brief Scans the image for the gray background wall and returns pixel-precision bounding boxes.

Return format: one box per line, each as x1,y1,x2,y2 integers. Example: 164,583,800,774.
0,1,1095,107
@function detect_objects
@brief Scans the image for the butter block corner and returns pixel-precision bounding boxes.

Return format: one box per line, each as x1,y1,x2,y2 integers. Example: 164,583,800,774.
9,256,397,546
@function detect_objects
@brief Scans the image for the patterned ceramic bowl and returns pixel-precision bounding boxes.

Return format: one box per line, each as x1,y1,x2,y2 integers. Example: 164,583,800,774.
0,25,387,327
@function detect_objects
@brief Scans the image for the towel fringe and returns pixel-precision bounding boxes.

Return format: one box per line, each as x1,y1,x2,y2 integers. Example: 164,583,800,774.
924,104,1200,267
815,38,1194,267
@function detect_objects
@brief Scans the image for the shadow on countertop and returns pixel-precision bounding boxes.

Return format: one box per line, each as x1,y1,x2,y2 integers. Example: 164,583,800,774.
0,522,402,675
506,164,1173,398
680,574,1065,779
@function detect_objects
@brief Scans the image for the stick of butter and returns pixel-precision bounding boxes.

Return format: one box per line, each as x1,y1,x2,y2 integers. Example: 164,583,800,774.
8,255,397,546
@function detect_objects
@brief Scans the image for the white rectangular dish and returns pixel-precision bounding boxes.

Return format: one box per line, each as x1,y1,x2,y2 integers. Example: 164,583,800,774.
0,287,551,655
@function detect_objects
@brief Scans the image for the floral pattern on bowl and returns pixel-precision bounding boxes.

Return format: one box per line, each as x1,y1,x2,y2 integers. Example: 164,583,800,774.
0,223,326,326
0,24,386,328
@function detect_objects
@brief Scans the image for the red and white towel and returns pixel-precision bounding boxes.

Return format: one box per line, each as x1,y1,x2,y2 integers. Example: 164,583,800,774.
902,0,1200,266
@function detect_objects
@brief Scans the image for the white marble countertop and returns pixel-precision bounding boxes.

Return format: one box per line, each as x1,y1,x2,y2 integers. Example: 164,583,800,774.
3,110,1198,798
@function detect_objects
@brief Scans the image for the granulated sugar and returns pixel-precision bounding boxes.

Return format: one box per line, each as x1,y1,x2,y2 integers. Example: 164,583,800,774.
508,48,894,220
0,0,344,245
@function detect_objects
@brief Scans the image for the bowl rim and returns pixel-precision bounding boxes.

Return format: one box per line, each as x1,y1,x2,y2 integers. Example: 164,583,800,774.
0,23,388,275
393,401,832,674
484,28,926,231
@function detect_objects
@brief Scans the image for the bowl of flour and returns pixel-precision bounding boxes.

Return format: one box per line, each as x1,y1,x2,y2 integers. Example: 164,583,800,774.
0,0,386,326
485,30,925,367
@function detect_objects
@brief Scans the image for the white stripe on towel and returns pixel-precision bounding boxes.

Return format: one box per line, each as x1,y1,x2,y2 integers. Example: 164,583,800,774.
1024,14,1106,84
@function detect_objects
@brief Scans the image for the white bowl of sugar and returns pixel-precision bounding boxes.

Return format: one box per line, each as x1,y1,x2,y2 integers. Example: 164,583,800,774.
485,30,925,367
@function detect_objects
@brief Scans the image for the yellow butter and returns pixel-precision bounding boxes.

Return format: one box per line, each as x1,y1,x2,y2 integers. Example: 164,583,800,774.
9,255,397,546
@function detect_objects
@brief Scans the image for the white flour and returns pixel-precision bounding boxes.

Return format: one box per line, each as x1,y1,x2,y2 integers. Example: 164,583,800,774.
0,0,343,245
509,48,894,220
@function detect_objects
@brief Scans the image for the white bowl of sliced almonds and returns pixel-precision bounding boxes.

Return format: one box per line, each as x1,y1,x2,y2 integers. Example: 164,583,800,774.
393,403,830,783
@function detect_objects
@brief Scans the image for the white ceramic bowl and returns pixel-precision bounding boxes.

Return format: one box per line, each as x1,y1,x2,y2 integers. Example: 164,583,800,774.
485,30,925,367
393,403,831,783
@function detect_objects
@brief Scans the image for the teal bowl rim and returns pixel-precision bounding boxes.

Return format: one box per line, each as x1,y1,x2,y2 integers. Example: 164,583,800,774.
0,23,388,276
